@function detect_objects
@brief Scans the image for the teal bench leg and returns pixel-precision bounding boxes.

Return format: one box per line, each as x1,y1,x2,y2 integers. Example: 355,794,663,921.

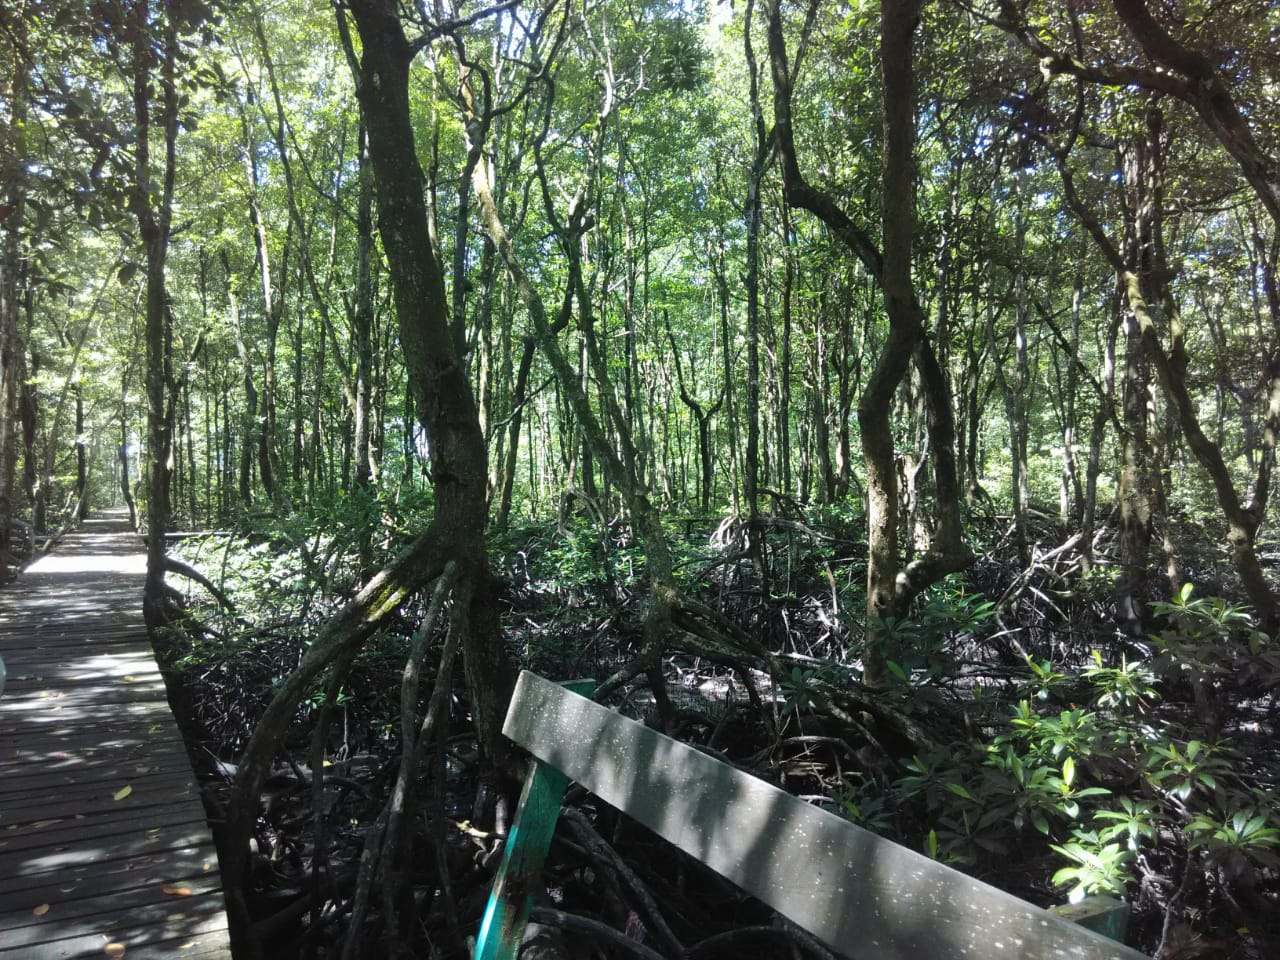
475,679,595,960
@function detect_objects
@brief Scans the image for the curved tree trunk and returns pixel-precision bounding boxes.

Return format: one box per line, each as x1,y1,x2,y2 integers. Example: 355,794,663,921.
766,0,970,683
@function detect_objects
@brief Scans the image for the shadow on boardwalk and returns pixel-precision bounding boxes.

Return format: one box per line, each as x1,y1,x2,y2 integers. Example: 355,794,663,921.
0,509,232,959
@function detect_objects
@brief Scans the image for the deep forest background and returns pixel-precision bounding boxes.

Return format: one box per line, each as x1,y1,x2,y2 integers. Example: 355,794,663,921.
2,0,1280,957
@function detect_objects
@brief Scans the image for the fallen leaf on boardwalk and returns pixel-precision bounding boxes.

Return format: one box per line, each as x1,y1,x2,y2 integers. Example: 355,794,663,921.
113,785,133,801
33,903,50,916
104,943,126,957
123,675,137,682
161,885,192,896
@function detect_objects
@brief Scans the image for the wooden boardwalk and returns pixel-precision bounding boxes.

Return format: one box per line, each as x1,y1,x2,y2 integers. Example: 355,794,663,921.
0,510,232,959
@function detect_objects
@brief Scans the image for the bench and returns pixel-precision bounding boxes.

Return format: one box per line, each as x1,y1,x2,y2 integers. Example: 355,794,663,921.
476,671,1147,960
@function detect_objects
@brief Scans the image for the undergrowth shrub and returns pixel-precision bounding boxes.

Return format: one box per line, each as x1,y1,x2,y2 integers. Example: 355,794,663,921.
840,587,1279,913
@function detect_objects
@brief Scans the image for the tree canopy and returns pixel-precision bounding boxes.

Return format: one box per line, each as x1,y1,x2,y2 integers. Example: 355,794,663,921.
2,0,1279,957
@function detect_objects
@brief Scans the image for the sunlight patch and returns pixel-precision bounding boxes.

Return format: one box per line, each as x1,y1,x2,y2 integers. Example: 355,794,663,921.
25,553,147,575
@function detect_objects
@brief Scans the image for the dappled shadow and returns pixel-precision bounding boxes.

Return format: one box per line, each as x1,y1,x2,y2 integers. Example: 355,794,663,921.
0,511,232,958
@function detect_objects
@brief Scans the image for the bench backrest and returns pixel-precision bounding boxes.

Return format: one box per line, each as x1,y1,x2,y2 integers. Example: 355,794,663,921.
480,671,1148,959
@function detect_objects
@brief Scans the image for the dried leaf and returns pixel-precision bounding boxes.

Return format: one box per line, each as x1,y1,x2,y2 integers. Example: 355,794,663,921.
161,885,193,896
33,903,50,916
104,943,126,958
113,785,132,801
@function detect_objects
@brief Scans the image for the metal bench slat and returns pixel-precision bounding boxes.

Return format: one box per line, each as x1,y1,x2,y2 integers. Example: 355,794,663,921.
501,670,1148,960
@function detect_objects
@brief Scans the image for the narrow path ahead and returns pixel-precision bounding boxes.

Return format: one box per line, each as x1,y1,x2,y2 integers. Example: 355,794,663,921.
0,509,232,959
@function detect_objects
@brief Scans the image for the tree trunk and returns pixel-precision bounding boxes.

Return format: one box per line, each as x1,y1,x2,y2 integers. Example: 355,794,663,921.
345,0,514,783
766,0,969,682
75,383,87,519
1056,107,1280,630
21,347,39,531
743,0,768,579
0,8,27,573
131,0,180,630
352,124,375,497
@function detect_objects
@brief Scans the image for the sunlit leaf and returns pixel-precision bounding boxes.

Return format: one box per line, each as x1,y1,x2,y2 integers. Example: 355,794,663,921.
113,785,133,801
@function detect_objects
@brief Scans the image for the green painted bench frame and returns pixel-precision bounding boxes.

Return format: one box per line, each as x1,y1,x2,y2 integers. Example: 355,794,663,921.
476,671,1148,960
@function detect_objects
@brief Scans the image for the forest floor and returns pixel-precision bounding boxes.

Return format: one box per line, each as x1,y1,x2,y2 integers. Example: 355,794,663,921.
152,508,1280,960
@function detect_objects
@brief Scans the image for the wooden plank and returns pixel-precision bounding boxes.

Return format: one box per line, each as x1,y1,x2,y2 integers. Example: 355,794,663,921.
0,867,224,935
0,686,171,716
0,804,208,853
0,730,190,763
0,907,230,958
0,510,232,960
476,678,596,960
0,664,162,687
503,671,1148,960
0,827,218,885
0,929,233,960
0,771,201,822
0,843,219,897
0,748,193,786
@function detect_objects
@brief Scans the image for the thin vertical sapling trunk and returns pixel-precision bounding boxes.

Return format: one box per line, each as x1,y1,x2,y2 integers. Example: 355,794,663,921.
743,0,770,583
